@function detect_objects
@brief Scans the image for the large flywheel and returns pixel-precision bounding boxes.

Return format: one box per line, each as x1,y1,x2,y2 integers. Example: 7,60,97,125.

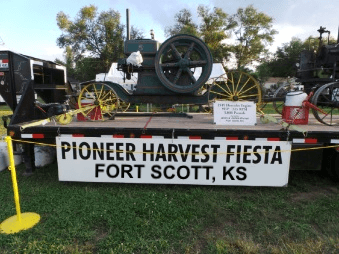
155,34,213,93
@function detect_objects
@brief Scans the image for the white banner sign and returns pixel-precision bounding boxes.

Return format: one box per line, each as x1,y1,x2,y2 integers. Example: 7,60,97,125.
56,138,291,187
214,101,257,125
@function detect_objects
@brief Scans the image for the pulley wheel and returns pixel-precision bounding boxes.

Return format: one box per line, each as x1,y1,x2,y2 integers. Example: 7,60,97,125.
56,113,73,125
155,34,213,93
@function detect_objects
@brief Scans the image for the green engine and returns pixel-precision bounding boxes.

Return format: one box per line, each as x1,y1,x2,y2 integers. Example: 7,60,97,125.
117,9,213,95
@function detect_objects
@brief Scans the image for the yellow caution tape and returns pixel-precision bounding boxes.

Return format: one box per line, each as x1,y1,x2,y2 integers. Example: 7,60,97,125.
11,138,339,157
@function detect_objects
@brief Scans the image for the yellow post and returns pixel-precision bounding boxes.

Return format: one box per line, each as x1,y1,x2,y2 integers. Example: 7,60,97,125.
136,106,139,112
6,136,22,222
0,136,40,234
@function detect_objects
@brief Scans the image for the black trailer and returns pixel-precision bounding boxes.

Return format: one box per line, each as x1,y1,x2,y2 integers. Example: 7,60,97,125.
4,111,339,179
2,51,339,180
0,50,73,172
0,50,73,122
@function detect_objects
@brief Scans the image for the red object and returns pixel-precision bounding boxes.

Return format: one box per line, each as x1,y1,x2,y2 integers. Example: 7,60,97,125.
32,134,45,139
226,137,238,140
113,134,125,138
189,136,201,139
2,59,8,63
267,138,280,141
282,106,309,124
305,138,317,144
140,135,153,139
76,103,102,121
72,134,85,137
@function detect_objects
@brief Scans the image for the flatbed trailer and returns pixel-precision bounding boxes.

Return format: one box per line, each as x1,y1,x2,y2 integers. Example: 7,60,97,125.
1,49,339,181
6,112,339,178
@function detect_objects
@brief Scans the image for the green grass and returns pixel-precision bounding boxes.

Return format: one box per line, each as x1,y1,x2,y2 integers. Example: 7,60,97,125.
0,110,12,137
0,104,11,111
128,104,204,113
259,102,280,114
0,164,338,253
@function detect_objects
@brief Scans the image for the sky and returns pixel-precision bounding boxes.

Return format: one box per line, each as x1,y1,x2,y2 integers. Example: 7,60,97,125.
1,0,338,62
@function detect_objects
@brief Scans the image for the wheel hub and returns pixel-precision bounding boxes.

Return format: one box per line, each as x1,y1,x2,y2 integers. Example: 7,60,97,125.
178,58,189,70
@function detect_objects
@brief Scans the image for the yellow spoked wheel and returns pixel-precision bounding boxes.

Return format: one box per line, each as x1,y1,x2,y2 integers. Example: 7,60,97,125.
208,71,262,107
119,101,131,112
78,83,119,121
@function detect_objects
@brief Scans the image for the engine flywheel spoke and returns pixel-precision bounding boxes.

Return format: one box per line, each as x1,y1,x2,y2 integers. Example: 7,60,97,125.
155,34,212,93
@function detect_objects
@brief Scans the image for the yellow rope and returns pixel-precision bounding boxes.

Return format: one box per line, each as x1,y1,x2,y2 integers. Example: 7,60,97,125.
11,138,339,157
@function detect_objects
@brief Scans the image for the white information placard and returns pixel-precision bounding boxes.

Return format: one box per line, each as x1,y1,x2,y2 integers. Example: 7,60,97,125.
56,137,291,187
214,101,257,125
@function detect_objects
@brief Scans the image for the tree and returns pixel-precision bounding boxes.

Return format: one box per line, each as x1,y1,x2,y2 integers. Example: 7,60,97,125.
165,9,199,37
256,38,304,81
166,5,233,63
56,5,144,81
130,26,145,40
197,6,234,63
256,33,338,80
55,46,76,79
228,5,277,69
302,35,337,53
256,61,273,84
55,55,104,82
57,5,124,67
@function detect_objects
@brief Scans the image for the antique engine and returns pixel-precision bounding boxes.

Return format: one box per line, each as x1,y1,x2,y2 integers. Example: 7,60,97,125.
117,9,213,96
297,26,339,84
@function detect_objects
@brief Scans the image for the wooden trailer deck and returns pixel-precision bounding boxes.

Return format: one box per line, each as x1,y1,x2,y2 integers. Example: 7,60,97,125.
29,113,338,131
8,112,339,174
10,113,339,143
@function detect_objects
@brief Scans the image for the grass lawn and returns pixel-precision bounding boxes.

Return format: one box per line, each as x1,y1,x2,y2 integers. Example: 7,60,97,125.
0,164,338,253
0,110,12,137
0,105,11,111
